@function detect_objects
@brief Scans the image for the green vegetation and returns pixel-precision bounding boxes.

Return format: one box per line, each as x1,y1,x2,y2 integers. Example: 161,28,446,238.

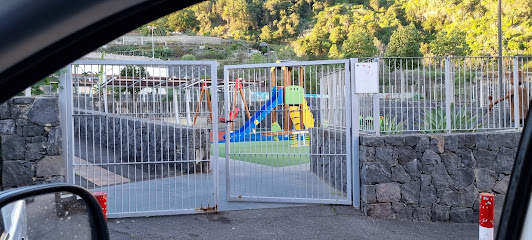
380,116,404,134
120,66,149,77
200,49,231,59
134,0,532,60
385,24,422,58
246,53,267,64
217,141,310,167
423,104,482,133
167,9,199,32
429,31,471,57
359,116,404,134
341,29,378,58
25,69,63,96
181,54,197,60
139,16,169,36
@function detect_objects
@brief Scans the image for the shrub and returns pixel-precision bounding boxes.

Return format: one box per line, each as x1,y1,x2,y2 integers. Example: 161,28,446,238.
120,66,149,77
200,49,230,60
246,53,266,64
380,116,404,134
358,116,404,134
423,104,481,133
181,54,197,60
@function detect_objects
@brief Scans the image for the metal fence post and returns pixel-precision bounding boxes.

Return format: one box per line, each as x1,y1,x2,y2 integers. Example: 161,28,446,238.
444,57,452,133
58,65,74,184
210,62,220,211
350,58,360,208
513,57,520,129
373,58,380,135
223,65,231,201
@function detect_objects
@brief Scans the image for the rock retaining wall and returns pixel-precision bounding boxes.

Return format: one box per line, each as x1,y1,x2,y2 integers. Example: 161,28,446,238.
75,110,211,173
360,131,519,223
0,97,64,188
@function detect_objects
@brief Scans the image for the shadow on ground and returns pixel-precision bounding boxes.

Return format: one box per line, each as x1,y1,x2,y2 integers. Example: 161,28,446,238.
108,205,477,240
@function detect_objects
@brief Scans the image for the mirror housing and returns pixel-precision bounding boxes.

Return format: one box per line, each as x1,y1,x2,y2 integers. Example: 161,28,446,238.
0,183,109,240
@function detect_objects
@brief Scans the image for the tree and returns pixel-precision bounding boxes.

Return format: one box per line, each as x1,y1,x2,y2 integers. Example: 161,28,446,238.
328,44,343,59
139,16,169,36
167,9,199,32
429,31,471,57
342,30,378,58
385,24,422,58
221,0,253,38
260,25,273,42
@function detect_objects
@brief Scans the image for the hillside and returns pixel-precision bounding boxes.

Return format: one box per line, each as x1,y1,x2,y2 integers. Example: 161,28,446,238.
134,0,532,59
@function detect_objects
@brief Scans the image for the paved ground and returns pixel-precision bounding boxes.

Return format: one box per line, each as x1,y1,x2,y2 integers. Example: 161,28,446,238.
107,205,478,240
92,158,341,215
76,139,343,215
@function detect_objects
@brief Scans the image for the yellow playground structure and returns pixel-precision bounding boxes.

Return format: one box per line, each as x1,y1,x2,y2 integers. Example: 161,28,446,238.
260,63,316,147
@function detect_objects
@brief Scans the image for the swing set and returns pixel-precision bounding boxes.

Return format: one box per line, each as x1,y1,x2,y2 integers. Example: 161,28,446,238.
193,78,251,131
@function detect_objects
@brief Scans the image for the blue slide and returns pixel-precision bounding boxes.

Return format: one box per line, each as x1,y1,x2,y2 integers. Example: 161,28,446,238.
225,87,284,142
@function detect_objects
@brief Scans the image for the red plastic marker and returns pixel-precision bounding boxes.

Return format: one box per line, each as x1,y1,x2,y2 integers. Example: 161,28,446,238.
479,193,494,240
93,192,108,220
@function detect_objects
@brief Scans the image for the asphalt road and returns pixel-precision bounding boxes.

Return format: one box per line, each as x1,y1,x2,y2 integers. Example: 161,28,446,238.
108,205,477,240
25,193,92,239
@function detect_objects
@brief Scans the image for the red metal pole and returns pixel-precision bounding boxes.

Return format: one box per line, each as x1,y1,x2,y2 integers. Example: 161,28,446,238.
479,193,494,240
94,192,108,220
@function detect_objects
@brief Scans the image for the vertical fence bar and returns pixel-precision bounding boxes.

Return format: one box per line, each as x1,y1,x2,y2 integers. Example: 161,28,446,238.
373,58,380,135
445,57,452,133
513,57,520,129
224,65,231,200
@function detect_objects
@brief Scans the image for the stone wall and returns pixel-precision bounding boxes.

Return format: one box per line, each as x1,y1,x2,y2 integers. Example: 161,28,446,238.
0,97,64,188
309,127,348,195
359,131,519,223
75,110,211,173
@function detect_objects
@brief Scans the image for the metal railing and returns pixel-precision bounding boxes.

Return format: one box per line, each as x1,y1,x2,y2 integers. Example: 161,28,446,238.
359,56,532,134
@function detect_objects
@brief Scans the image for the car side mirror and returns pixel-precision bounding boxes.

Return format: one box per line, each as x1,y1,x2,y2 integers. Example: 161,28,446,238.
0,183,109,240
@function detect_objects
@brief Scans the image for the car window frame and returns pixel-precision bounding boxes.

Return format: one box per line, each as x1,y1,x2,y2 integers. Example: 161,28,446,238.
0,0,202,103
497,101,532,239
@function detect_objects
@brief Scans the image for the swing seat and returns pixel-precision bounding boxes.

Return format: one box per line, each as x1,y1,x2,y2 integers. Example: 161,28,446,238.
219,108,239,123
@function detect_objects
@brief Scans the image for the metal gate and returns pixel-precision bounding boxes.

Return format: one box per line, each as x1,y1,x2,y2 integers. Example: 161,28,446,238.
223,60,352,204
59,60,219,217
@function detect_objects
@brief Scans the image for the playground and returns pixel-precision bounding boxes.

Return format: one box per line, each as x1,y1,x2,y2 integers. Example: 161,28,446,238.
195,63,322,168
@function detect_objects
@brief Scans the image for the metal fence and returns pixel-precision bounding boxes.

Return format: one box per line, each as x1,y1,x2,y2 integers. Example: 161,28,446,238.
359,56,532,134
223,60,352,204
55,56,531,217
60,60,219,217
